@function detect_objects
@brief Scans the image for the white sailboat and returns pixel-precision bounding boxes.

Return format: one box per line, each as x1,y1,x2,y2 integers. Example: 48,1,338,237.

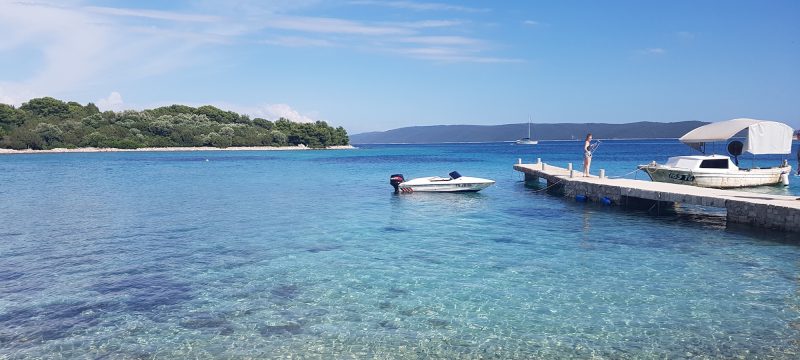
638,118,793,188
515,117,538,145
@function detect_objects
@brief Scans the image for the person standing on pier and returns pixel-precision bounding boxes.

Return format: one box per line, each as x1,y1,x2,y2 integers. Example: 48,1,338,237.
583,133,593,177
795,129,800,175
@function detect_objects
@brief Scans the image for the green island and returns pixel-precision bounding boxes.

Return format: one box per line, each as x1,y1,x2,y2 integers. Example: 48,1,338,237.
0,97,349,150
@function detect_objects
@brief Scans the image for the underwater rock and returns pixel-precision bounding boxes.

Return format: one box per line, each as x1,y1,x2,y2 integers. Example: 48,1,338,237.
259,322,302,337
270,284,300,300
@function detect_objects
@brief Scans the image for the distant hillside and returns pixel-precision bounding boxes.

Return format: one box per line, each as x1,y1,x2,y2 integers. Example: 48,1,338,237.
350,121,708,144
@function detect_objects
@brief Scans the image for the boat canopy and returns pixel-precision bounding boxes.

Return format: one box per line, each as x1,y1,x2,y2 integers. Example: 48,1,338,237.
679,118,794,155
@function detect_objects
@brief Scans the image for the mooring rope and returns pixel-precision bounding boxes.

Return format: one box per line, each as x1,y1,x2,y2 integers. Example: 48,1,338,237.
526,177,567,193
608,168,643,179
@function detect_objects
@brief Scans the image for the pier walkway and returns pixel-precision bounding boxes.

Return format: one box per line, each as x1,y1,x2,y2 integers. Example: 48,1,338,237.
514,160,800,232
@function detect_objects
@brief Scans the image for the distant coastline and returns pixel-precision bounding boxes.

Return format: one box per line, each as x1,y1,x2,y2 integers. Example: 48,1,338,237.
352,138,685,145
349,121,707,144
0,145,355,155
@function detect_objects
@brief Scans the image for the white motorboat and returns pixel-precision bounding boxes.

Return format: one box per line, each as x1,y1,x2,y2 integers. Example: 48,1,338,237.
390,171,495,193
515,118,538,145
638,118,793,188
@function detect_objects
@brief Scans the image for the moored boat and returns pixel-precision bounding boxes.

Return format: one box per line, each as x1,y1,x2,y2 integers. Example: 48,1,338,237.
390,171,495,193
515,138,538,145
515,117,538,145
638,118,793,188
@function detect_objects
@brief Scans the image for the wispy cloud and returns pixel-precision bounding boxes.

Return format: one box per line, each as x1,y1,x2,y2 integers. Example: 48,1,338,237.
523,20,539,26
389,47,523,63
261,36,336,48
259,103,316,123
126,26,232,44
249,11,504,61
0,86,35,107
85,6,221,23
226,103,317,123
0,0,519,108
254,19,509,61
0,0,227,107
348,0,489,13
638,48,666,55
264,16,413,35
96,91,124,111
397,36,482,46
392,20,462,28
0,1,114,102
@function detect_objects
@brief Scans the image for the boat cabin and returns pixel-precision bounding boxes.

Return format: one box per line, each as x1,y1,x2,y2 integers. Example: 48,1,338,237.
664,155,739,171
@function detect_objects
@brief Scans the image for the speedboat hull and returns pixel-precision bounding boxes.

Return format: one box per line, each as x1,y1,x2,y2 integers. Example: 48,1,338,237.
638,163,791,188
398,176,495,193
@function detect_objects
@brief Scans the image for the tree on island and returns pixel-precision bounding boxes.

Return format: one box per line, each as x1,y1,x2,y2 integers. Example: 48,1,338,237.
0,97,349,150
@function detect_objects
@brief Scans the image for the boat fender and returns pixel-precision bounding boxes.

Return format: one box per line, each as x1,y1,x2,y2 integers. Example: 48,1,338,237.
780,172,789,186
575,194,588,203
390,174,405,193
601,197,612,206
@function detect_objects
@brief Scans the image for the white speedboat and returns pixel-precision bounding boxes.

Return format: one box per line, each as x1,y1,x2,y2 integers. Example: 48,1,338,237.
390,171,495,193
515,117,538,145
638,118,793,188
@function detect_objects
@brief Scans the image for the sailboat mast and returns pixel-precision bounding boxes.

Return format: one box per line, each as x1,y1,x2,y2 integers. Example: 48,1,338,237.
528,115,531,138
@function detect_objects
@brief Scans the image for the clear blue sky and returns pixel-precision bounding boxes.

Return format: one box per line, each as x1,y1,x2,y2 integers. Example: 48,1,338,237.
1,0,798,133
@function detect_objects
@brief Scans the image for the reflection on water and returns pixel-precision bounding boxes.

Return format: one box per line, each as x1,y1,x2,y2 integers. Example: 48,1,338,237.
392,191,490,211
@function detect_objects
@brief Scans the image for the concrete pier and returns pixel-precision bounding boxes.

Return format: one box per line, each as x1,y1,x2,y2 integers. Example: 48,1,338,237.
514,161,800,232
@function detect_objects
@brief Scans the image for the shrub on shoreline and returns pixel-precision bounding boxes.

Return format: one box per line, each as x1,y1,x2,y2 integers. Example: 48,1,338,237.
0,98,349,150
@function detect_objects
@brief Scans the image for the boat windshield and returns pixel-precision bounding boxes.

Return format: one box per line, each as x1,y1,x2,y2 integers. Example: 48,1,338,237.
699,159,729,169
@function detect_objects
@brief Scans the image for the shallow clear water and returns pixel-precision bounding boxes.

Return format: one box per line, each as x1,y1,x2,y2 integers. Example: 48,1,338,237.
1,140,799,358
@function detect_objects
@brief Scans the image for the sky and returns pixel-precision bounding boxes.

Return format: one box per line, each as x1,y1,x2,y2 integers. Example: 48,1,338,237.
0,0,798,134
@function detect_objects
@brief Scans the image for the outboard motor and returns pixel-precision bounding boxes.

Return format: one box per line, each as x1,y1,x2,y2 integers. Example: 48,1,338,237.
390,174,405,193
448,171,462,179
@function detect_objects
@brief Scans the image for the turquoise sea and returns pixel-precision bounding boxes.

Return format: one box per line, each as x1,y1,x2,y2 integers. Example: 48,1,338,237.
1,140,799,358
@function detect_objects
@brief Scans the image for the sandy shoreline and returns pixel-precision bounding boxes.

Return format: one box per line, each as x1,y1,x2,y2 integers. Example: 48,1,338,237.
0,145,355,155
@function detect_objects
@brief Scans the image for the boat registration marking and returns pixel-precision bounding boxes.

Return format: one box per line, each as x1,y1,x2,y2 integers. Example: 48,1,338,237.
668,172,695,182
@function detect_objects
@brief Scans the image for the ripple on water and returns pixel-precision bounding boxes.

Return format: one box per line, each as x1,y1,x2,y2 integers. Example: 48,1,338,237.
315,155,483,164
0,270,24,281
88,273,194,313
